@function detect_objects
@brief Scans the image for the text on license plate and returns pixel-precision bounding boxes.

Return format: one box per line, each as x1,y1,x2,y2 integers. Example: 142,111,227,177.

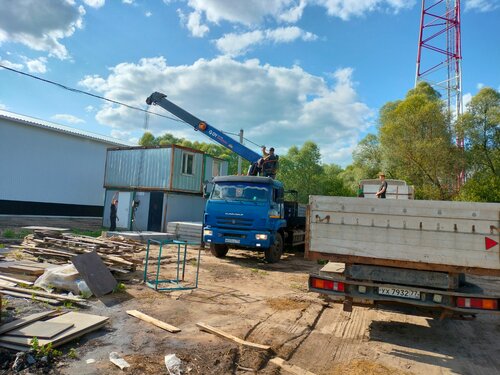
225,238,240,244
378,287,420,300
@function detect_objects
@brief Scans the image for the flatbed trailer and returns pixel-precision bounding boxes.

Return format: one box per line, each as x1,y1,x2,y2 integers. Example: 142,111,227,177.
306,196,500,318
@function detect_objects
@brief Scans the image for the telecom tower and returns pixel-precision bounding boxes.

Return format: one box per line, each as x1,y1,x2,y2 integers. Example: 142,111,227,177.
415,0,464,183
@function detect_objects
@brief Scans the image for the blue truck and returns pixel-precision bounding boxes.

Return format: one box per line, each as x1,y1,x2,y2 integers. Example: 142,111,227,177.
146,92,305,262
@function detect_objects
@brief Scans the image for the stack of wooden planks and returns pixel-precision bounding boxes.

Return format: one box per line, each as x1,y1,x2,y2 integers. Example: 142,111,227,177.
0,310,108,351
10,230,146,274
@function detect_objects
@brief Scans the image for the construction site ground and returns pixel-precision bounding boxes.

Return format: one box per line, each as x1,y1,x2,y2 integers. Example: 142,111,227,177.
2,234,500,375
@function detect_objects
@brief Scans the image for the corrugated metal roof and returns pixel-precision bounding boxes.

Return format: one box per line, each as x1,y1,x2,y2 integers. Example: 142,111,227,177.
0,109,133,147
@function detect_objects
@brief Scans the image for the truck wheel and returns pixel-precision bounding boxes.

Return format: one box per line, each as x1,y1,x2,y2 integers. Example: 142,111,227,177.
210,243,229,258
265,233,283,263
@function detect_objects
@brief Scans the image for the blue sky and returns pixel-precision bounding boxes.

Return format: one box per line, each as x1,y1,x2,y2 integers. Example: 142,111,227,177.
1,0,499,166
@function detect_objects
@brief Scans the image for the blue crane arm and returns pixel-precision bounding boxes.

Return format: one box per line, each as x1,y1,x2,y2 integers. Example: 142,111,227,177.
146,92,261,164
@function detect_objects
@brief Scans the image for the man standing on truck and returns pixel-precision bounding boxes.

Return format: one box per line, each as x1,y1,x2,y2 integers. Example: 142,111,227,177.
261,146,279,179
376,173,387,198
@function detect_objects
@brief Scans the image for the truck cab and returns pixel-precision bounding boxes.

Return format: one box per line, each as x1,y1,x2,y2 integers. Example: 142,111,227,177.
203,175,287,262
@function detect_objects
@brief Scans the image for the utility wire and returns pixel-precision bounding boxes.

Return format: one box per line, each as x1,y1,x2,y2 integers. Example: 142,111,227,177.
1,63,265,148
0,64,185,124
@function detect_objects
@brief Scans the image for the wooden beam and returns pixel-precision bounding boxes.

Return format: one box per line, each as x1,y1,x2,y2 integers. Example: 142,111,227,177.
0,290,61,305
0,285,85,303
196,322,271,351
126,310,180,333
269,357,317,375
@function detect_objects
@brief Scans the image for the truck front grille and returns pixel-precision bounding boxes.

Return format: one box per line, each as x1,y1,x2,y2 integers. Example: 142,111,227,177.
216,216,254,228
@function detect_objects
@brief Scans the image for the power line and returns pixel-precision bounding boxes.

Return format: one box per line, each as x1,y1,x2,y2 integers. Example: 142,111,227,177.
1,63,265,148
0,64,185,124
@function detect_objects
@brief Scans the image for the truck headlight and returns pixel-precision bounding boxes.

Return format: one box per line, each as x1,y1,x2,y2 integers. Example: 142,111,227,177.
204,229,213,236
255,234,268,240
268,209,280,218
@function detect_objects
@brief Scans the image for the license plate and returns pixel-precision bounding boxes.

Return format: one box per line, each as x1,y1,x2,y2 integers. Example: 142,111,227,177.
224,238,240,244
378,287,420,300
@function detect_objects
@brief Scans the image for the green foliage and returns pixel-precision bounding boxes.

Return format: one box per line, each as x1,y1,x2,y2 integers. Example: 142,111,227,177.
379,83,460,200
455,87,499,202
63,301,75,309
0,244,4,249
30,337,62,358
2,229,15,238
113,282,126,293
68,348,78,359
2,229,31,239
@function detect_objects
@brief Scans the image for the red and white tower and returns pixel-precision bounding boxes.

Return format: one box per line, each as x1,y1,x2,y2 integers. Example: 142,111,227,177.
415,0,464,183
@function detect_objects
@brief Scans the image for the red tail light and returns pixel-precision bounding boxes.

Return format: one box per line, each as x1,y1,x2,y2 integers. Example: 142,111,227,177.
310,277,345,292
456,297,498,310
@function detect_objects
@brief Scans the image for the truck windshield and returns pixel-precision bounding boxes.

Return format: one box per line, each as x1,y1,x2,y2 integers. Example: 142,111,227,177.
211,183,269,203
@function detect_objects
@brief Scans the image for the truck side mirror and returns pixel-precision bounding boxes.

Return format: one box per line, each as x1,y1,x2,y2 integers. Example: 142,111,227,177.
276,188,284,203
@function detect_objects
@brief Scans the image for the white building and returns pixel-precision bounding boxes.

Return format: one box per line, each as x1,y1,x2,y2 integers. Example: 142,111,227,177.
0,110,130,217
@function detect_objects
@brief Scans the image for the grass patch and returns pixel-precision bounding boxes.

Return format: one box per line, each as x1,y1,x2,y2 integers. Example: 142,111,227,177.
267,297,309,311
2,229,31,239
71,228,103,237
250,268,269,276
30,337,62,358
113,282,126,293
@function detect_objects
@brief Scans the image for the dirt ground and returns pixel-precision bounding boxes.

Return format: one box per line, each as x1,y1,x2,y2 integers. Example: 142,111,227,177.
2,242,500,375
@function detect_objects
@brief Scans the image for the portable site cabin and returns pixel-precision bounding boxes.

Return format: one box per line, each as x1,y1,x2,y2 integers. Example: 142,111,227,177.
360,179,415,199
102,145,228,231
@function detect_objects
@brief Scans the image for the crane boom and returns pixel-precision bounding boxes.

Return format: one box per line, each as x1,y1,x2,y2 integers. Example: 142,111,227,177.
146,92,261,164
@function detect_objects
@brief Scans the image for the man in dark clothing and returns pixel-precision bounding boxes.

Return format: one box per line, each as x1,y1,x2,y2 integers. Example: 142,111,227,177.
376,173,388,198
261,146,279,179
110,199,118,231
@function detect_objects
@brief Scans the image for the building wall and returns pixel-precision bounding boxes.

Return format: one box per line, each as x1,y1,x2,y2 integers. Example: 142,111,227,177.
171,147,204,192
0,118,118,216
164,193,205,226
104,148,171,189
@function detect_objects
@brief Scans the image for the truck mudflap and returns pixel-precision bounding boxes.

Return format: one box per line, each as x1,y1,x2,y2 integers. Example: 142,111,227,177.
308,273,500,317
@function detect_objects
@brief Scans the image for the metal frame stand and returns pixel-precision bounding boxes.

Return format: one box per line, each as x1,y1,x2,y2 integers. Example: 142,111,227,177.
143,239,201,291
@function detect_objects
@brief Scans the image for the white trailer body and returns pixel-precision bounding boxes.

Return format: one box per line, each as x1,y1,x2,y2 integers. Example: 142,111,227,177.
306,196,500,317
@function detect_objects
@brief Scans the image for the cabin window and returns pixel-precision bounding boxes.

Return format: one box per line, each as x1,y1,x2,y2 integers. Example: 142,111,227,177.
182,153,194,175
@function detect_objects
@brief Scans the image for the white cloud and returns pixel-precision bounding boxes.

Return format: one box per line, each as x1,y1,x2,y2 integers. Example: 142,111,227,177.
465,0,500,12
0,0,85,60
145,11,153,17
83,0,105,9
182,0,415,29
186,10,210,37
476,82,485,90
0,102,7,110
215,27,318,56
0,57,23,70
85,105,95,112
78,56,373,166
122,0,134,4
462,92,473,110
51,114,86,124
24,57,48,73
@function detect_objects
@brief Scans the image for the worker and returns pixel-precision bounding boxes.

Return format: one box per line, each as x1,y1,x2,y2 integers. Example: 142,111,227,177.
375,172,387,198
110,199,119,231
261,146,279,179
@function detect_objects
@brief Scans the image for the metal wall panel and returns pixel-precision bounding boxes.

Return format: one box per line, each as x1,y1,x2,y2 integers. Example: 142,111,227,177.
0,118,116,206
165,193,205,223
204,156,229,181
171,148,203,192
104,148,171,189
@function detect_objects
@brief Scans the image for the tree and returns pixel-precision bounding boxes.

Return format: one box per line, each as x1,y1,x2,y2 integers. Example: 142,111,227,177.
456,87,500,202
378,82,460,200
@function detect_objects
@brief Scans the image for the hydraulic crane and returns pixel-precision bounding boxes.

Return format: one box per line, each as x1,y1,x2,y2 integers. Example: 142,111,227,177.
146,92,266,176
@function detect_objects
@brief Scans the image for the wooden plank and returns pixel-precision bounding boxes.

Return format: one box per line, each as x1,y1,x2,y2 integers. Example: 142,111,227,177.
71,251,117,297
0,279,16,287
196,322,271,351
0,264,44,276
7,321,74,339
22,226,69,231
0,290,60,305
269,357,317,375
0,311,55,335
126,310,180,333
0,285,85,303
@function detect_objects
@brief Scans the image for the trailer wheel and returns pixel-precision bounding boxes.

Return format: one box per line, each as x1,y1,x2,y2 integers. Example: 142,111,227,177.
210,243,229,258
265,233,283,263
